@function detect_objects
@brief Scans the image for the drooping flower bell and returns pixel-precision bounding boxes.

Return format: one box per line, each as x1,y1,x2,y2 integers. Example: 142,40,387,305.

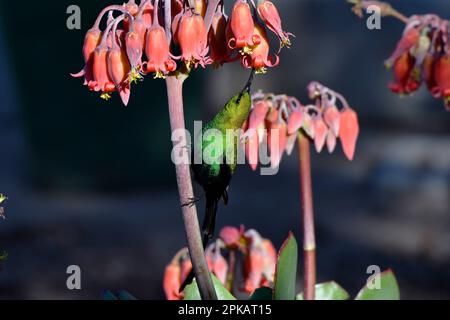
382,14,450,110
176,11,211,68
144,3,177,79
241,23,279,74
257,0,294,49
163,262,183,300
388,52,420,94
434,54,450,110
243,83,359,170
228,0,261,54
71,28,102,85
145,26,177,78
209,8,233,67
107,17,132,105
125,20,145,81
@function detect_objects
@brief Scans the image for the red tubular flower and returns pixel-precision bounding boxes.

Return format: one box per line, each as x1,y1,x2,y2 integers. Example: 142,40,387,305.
145,25,177,78
220,226,244,249
388,52,420,94
228,0,261,54
339,108,359,161
177,11,211,68
108,47,131,106
385,27,421,68
163,263,183,300
434,54,450,109
209,10,233,66
89,46,116,100
71,28,102,85
242,23,279,74
257,0,293,49
125,23,144,72
423,53,439,96
141,1,154,28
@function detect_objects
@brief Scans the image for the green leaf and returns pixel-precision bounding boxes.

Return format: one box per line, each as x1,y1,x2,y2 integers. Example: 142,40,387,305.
273,232,298,300
356,270,400,300
0,194,6,204
297,282,349,300
250,287,273,301
184,275,236,300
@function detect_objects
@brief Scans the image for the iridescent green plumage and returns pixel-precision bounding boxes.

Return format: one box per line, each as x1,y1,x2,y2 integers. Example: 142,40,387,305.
180,71,254,292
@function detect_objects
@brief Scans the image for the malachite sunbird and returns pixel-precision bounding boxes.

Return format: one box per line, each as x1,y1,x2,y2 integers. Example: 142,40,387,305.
180,70,255,292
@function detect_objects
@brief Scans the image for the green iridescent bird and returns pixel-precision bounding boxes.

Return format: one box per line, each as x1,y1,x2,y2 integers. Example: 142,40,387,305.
180,70,254,292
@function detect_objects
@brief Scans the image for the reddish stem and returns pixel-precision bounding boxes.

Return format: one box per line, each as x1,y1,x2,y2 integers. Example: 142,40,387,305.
298,132,316,300
165,76,217,300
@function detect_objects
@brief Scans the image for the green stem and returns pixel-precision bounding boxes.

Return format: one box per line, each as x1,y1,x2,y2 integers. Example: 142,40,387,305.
165,75,217,300
298,132,316,300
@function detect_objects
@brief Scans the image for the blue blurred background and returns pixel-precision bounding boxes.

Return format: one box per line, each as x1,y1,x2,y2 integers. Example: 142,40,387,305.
0,0,448,299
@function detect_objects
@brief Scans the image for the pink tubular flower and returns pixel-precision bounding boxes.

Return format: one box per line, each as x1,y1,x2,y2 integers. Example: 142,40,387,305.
228,0,261,54
242,23,279,74
71,28,102,85
257,0,293,49
177,11,210,68
339,107,359,161
163,262,183,300
89,46,116,99
220,226,244,249
125,23,144,72
145,25,177,78
243,83,359,169
108,47,131,106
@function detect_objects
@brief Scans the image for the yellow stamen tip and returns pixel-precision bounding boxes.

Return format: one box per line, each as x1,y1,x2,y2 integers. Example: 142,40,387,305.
255,67,267,75
100,93,111,101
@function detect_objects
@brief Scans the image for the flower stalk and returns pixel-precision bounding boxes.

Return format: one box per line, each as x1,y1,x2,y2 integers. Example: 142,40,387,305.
298,131,316,300
348,0,408,24
165,75,217,300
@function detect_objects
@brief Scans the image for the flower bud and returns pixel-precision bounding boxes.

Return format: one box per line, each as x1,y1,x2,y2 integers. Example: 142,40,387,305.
339,108,359,161
257,0,293,49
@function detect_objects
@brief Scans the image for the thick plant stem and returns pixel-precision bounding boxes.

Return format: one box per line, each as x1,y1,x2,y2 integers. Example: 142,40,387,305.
298,132,316,300
165,76,217,300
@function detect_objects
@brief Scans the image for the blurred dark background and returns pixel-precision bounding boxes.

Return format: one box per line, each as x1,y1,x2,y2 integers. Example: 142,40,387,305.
0,0,448,299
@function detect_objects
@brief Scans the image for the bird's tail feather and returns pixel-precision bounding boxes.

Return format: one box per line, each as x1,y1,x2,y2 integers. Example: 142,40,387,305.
179,196,219,293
